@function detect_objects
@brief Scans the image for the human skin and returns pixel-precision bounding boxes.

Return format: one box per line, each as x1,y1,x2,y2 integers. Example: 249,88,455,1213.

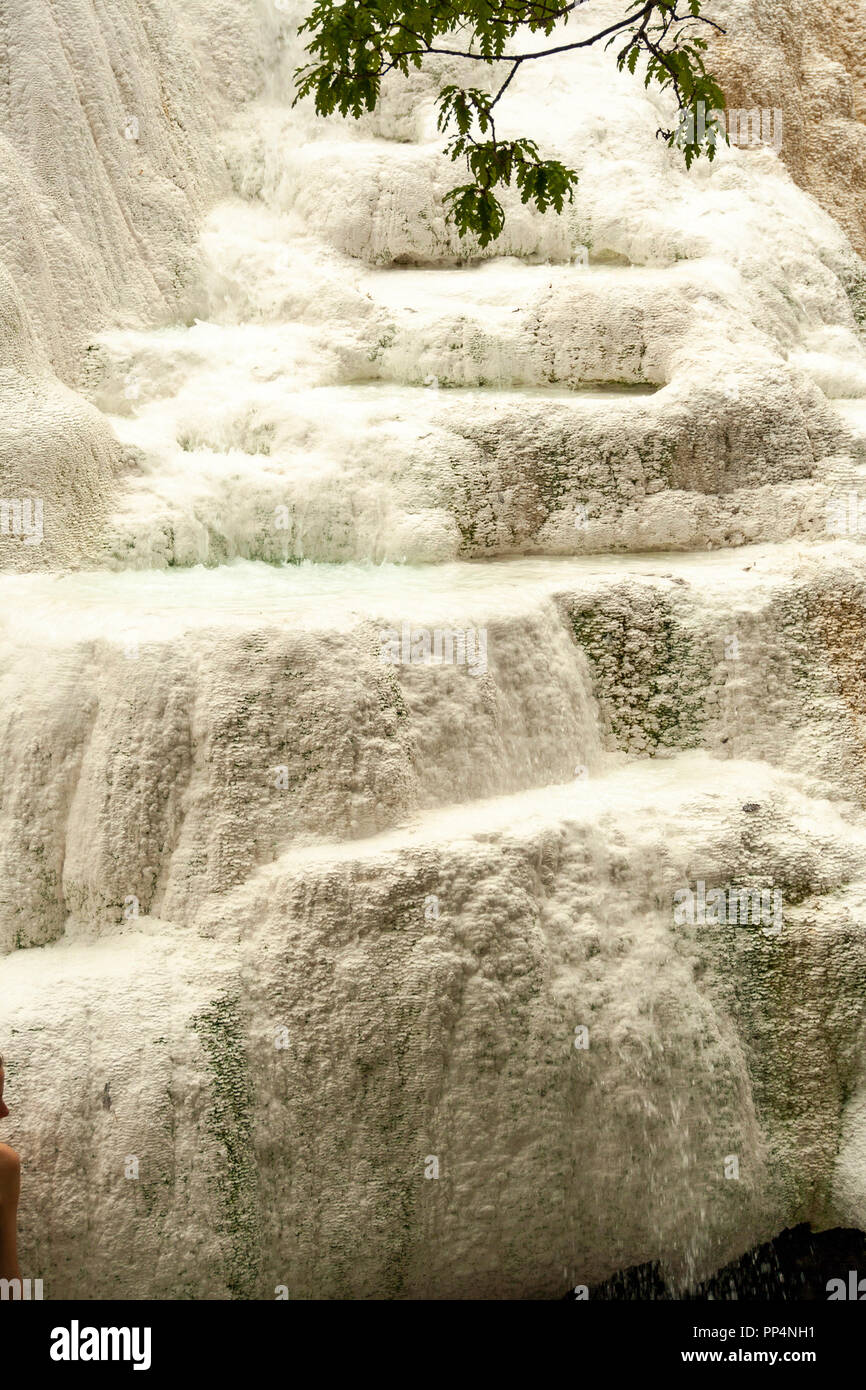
0,1062,21,1283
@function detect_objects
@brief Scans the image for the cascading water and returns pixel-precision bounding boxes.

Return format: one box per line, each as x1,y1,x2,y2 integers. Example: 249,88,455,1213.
3,0,866,1302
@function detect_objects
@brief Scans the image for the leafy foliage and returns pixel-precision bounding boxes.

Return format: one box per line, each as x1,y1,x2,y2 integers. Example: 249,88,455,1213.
294,2,727,245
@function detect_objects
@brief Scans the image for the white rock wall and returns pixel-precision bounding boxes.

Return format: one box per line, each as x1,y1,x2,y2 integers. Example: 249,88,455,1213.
4,0,866,1300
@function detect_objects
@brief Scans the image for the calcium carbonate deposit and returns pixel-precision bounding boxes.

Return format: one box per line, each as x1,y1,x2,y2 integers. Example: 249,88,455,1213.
3,0,866,1298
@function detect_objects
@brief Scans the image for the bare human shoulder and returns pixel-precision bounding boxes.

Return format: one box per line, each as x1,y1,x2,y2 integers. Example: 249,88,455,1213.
0,1143,20,1205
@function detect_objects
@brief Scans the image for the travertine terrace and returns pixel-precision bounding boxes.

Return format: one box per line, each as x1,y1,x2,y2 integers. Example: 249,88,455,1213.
3,0,866,1298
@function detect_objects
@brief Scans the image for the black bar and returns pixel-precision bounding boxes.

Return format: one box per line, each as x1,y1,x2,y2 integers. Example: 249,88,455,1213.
4,1298,858,1376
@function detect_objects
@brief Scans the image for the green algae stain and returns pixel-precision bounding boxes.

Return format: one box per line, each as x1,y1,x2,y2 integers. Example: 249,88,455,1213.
193,994,261,1299
569,585,711,753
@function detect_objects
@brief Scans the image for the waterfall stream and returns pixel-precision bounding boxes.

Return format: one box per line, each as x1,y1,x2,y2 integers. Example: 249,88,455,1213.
3,0,866,1301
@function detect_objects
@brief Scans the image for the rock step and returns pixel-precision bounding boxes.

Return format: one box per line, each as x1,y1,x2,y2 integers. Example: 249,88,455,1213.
4,544,866,949
74,191,852,571
91,375,837,568
207,748,866,882
8,750,866,1297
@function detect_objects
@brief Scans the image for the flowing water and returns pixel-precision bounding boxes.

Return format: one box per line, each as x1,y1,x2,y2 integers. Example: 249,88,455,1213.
4,0,866,1299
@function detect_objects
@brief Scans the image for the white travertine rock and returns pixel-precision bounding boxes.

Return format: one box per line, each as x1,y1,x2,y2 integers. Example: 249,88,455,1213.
0,0,226,369
709,0,866,259
4,0,866,1300
0,0,236,571
3,927,245,1298
79,0,866,568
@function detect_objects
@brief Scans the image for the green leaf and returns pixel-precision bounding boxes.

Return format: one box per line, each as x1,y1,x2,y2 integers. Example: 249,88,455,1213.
294,0,726,241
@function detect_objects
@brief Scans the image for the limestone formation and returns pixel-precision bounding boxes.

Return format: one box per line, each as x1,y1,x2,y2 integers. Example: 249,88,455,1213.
3,0,866,1299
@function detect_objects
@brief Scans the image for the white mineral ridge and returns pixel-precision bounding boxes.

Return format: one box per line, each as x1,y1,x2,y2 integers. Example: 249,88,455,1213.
2,0,866,1298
